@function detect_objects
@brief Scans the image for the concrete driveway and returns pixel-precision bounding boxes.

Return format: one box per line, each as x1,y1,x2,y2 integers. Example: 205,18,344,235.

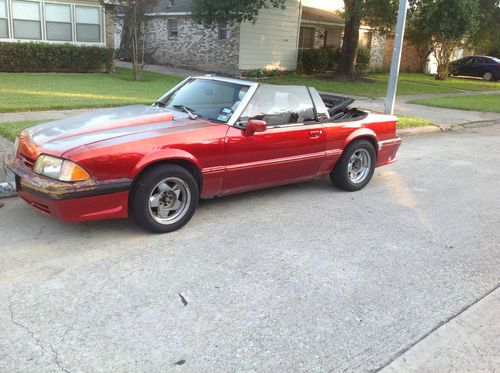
1,124,499,372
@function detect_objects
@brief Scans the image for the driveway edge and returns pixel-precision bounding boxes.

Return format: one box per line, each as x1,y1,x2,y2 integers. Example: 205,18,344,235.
397,125,443,137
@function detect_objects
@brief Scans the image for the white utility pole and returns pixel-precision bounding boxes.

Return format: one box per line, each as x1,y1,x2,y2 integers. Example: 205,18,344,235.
384,0,409,115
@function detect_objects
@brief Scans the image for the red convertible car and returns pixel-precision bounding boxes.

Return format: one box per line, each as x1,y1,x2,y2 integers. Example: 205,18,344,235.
4,76,401,233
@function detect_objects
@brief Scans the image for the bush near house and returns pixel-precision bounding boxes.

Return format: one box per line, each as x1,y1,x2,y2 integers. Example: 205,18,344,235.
298,46,370,75
0,42,114,73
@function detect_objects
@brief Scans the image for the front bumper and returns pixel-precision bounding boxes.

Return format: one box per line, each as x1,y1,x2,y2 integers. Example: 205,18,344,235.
4,153,132,222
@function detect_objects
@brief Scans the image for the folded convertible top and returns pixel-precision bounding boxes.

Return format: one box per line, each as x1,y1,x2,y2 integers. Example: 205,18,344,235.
319,94,355,116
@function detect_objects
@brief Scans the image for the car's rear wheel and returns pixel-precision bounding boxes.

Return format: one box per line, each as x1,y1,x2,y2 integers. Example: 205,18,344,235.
483,71,494,81
131,165,198,233
330,139,376,191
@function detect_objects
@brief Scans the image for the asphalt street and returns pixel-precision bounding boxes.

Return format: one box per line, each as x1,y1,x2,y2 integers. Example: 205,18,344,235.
0,123,499,372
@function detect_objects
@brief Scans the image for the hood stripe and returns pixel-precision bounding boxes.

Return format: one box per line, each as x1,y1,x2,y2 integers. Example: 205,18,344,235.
52,112,175,142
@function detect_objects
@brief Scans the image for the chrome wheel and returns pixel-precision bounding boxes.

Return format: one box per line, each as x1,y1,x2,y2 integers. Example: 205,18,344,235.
347,148,371,184
148,177,191,225
483,72,493,81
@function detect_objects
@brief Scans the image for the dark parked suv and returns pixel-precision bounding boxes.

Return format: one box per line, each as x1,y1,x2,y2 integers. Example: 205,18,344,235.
450,55,499,81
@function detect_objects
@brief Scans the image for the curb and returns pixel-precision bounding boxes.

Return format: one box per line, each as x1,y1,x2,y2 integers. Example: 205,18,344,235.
397,125,443,137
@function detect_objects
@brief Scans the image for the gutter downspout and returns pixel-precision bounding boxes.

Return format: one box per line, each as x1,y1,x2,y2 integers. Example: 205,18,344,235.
295,0,303,70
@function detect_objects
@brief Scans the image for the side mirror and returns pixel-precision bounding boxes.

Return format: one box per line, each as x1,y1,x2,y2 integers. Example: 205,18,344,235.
245,119,267,136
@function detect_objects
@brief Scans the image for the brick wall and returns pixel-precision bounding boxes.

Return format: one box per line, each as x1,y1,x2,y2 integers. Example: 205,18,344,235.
383,35,423,72
144,16,240,75
104,5,115,50
369,33,385,69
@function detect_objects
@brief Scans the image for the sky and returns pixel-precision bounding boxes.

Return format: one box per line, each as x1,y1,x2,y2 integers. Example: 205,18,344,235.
302,0,344,11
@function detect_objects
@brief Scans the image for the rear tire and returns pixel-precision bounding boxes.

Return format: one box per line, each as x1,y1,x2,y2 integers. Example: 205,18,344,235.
131,165,198,233
330,139,376,191
483,71,494,81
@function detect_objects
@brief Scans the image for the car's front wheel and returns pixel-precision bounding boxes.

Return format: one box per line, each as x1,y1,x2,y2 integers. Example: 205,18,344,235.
131,164,199,233
483,71,494,81
330,139,376,191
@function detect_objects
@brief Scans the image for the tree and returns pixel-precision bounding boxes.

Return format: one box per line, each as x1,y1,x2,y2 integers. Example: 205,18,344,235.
404,1,435,72
411,0,479,80
336,0,364,78
405,22,434,72
191,0,285,26
468,0,500,55
114,0,158,81
336,0,398,78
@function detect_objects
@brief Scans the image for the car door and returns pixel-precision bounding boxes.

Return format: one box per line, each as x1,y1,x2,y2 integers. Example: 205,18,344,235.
222,85,326,195
475,57,489,77
467,57,484,77
457,57,473,76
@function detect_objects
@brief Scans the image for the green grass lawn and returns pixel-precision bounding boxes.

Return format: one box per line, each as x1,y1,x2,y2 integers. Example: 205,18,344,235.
396,116,436,129
0,116,434,142
265,74,455,98
370,73,500,92
409,94,500,113
0,120,45,141
0,68,183,113
1,68,498,114
266,73,499,98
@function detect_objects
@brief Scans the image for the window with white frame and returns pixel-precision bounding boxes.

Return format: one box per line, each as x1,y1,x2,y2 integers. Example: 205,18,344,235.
0,0,103,43
0,0,8,38
218,22,229,40
75,5,101,42
13,0,41,40
168,18,178,38
45,3,71,41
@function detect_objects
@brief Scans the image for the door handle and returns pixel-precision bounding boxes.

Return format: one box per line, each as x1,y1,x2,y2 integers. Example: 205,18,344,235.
309,130,322,139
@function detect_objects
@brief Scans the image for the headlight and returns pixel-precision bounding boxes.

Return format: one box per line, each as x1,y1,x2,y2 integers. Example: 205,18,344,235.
34,154,90,181
13,136,19,156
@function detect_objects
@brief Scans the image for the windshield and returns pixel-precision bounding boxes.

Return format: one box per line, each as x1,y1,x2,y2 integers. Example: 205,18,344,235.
160,79,250,123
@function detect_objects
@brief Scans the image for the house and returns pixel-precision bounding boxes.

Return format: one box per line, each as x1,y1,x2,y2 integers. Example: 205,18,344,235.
0,0,115,49
115,0,387,74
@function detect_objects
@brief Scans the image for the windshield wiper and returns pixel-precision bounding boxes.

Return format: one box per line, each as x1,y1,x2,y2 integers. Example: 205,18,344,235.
172,104,198,120
153,101,166,108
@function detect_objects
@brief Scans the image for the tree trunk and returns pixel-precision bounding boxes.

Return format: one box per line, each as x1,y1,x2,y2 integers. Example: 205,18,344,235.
336,0,364,78
434,40,457,80
130,6,144,81
118,18,131,61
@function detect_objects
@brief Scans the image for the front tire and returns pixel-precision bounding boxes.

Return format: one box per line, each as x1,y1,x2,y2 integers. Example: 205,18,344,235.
330,139,376,191
131,165,199,233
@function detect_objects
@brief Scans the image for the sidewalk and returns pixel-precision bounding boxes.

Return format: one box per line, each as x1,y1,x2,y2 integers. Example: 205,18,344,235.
381,285,500,372
351,94,500,128
0,108,95,124
114,60,201,78
0,135,11,180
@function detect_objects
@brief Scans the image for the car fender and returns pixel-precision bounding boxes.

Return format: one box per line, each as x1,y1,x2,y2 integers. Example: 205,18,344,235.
130,148,201,179
342,127,379,150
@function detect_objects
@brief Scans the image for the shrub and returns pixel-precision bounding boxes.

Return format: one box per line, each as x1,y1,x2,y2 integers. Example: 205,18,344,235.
322,45,342,71
242,68,294,79
298,46,369,75
355,47,371,75
298,48,329,74
0,42,114,73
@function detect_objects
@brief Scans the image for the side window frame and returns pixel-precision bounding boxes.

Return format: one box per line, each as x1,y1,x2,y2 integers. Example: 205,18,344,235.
237,85,317,129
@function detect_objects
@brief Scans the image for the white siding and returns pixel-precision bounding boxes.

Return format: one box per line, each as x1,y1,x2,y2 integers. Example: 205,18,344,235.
238,0,301,71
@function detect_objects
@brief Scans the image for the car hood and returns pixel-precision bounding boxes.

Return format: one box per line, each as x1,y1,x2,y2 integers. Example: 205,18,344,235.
19,105,199,159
